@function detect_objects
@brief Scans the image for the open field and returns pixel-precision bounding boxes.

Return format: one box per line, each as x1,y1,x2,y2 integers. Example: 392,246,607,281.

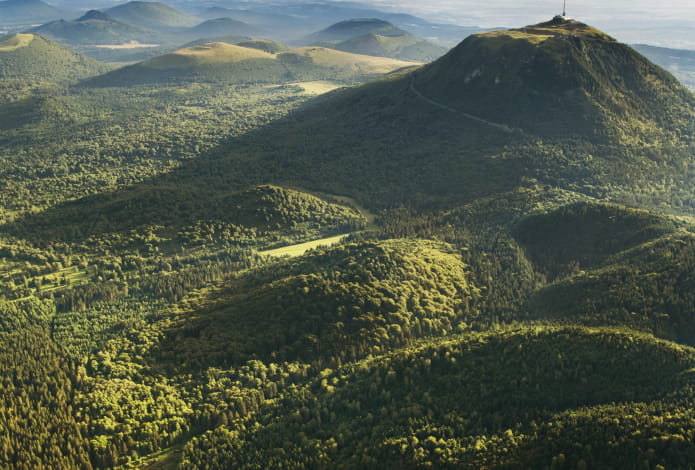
0,33,34,51
258,233,351,257
292,80,343,94
94,42,161,49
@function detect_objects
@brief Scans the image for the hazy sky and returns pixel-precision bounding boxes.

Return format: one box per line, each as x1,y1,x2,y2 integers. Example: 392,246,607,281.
48,0,695,48
370,0,692,25
370,0,695,47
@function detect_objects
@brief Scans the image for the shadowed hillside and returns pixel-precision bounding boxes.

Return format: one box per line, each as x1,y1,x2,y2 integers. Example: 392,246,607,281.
513,201,678,278
527,232,695,344
13,184,366,246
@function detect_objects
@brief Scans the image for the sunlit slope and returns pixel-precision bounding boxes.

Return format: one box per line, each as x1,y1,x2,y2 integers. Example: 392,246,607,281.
182,326,695,469
279,46,417,78
154,239,476,370
84,42,283,84
236,39,285,53
85,42,417,85
0,33,35,51
0,33,110,81
147,42,274,68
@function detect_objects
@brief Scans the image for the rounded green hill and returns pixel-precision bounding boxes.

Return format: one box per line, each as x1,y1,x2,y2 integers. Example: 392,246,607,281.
415,18,692,139
0,33,110,81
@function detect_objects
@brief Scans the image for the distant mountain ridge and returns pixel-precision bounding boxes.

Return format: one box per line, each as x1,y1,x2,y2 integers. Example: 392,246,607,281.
305,18,406,43
297,18,446,62
31,10,153,45
632,43,695,90
83,41,417,86
322,31,446,62
0,0,70,24
104,1,200,29
194,5,481,44
77,10,110,22
188,17,261,38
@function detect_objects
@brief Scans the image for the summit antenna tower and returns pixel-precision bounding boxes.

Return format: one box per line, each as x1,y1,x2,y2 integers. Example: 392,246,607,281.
554,0,569,21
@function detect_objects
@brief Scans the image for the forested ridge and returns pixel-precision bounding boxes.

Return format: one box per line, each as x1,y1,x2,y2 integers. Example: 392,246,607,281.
181,327,695,469
1,17,695,470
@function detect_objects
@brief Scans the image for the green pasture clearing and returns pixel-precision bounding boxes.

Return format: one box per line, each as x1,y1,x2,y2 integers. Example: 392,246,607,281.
258,233,350,258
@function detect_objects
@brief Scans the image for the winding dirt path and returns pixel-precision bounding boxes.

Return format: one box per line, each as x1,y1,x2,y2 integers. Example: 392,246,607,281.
408,73,526,136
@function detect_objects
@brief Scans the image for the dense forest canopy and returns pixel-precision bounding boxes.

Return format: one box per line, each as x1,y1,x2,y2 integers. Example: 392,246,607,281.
0,10,694,470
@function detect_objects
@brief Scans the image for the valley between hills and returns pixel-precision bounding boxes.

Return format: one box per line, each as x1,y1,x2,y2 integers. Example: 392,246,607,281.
1,2,695,469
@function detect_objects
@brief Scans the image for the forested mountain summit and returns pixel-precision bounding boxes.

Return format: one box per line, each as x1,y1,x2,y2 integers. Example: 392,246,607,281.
161,18,691,211
16,18,695,241
414,17,695,138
